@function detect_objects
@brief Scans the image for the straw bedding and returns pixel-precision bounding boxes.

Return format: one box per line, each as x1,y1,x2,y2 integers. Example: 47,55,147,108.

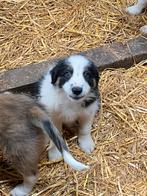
0,0,147,72
0,0,147,195
0,61,146,195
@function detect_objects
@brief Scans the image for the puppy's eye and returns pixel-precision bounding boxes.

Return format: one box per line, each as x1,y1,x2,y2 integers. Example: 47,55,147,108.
62,71,72,79
84,71,91,78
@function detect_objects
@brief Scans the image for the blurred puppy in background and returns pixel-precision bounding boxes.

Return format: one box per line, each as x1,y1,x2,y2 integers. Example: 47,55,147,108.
126,0,147,34
38,55,100,161
0,93,88,196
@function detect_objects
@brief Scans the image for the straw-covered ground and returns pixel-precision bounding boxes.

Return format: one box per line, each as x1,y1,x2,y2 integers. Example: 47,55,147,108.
0,0,147,72
0,61,147,195
0,0,147,195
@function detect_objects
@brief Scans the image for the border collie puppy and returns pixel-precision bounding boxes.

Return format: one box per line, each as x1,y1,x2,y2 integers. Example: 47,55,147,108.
38,55,100,161
0,93,88,196
126,0,147,34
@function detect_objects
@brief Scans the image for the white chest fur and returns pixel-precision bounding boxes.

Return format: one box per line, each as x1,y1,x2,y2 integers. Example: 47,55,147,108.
39,72,98,124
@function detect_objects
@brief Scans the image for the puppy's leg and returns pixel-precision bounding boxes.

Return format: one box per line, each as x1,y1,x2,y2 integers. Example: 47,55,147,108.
126,0,147,15
10,174,38,196
7,133,44,196
48,140,63,161
48,118,63,161
78,115,95,154
9,153,39,196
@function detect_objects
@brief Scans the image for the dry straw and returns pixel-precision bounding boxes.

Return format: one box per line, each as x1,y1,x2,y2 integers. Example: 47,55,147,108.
0,0,147,195
0,0,146,72
0,61,147,195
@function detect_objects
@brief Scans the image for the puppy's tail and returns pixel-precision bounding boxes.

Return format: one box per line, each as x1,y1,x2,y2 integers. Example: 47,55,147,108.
29,106,89,171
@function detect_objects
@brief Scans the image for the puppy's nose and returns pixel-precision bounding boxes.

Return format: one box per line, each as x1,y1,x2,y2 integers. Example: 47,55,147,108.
72,86,82,95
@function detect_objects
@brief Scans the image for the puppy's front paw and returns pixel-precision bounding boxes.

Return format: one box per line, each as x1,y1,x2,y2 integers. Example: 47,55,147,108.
140,25,147,34
78,135,95,154
10,184,31,196
126,5,143,15
48,147,62,161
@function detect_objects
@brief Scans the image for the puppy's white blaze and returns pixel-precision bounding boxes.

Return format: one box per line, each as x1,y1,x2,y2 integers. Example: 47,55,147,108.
63,150,89,171
67,55,89,68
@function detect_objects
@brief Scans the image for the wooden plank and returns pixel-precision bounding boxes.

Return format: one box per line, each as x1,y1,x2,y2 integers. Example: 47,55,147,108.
0,35,146,93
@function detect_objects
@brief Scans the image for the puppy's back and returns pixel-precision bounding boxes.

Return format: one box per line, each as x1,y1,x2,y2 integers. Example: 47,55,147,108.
0,93,38,135
0,93,47,151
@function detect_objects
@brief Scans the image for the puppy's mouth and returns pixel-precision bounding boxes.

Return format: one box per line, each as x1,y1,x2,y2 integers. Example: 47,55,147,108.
69,95,84,100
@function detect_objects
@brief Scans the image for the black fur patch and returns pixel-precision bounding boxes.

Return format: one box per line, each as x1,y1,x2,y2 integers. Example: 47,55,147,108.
34,75,45,98
83,62,99,89
50,60,73,88
43,120,68,153
81,89,100,108
82,96,97,107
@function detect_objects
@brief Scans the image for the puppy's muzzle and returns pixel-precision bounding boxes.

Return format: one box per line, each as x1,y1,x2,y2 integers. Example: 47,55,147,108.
72,86,82,95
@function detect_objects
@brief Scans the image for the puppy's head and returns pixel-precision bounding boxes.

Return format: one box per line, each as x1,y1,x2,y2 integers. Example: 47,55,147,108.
50,55,99,101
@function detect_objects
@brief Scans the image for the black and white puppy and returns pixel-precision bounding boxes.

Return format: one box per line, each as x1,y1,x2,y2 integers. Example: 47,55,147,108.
38,55,100,161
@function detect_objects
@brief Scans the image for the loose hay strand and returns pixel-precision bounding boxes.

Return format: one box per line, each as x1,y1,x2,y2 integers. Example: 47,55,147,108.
0,0,147,72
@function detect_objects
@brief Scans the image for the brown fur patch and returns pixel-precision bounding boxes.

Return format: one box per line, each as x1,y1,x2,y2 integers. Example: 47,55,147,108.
0,93,46,176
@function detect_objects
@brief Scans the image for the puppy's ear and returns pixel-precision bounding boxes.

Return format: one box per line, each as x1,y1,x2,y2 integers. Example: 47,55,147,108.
96,66,100,84
91,62,100,87
50,60,63,85
50,66,59,85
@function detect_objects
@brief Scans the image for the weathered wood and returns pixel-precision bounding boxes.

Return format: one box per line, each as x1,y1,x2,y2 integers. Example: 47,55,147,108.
0,35,146,93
